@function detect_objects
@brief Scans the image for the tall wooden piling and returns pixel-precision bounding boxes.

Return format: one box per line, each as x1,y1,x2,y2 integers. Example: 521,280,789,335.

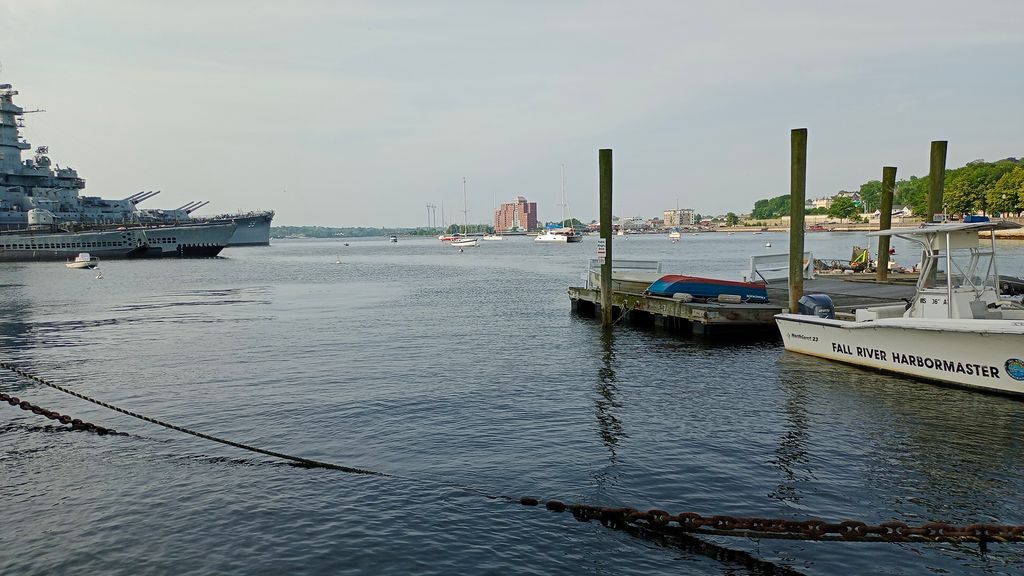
599,149,613,326
926,141,947,222
788,128,807,314
875,166,897,281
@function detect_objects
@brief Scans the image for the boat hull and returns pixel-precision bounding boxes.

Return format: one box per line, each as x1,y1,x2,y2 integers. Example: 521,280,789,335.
535,232,583,243
223,212,273,246
134,222,237,257
0,222,235,261
647,275,768,301
775,314,1024,395
0,228,149,262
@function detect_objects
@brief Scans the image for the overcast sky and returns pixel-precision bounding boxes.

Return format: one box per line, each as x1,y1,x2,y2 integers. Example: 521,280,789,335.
2,1,1021,227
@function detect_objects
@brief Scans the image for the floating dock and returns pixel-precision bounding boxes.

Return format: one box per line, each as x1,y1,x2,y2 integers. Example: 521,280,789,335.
569,275,918,336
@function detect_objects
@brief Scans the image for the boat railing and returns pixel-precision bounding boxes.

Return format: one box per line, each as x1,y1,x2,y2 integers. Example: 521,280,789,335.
584,259,662,289
742,252,815,284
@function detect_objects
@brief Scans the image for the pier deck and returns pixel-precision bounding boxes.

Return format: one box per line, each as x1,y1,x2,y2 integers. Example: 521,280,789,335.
569,275,918,336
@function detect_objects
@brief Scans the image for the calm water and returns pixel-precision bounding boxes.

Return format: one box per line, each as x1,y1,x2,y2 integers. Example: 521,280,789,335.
2,232,1024,575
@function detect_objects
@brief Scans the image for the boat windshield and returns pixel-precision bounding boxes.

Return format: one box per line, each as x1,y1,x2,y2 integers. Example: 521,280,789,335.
923,248,998,292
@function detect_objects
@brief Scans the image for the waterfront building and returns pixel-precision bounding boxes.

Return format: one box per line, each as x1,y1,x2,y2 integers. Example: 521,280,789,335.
664,208,695,227
495,196,538,232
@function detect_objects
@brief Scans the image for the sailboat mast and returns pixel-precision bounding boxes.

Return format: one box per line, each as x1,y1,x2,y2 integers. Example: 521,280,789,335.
462,176,468,233
560,164,566,226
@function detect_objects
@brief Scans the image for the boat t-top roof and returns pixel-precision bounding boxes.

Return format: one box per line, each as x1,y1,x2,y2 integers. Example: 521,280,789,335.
867,220,1021,238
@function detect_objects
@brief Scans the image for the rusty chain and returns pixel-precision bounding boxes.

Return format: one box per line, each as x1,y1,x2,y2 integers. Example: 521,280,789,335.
0,391,121,435
515,498,1024,546
3,361,1023,550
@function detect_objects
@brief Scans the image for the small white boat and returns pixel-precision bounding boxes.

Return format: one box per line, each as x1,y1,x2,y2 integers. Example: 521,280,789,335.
389,235,398,243
668,230,681,241
65,252,99,269
451,237,479,248
482,234,503,241
535,227,583,243
775,220,1024,395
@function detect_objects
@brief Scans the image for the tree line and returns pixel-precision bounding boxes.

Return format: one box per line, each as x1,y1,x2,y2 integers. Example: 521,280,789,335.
750,157,1024,219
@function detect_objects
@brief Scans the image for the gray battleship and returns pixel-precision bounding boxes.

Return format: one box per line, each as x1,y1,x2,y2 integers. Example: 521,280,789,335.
0,81,272,248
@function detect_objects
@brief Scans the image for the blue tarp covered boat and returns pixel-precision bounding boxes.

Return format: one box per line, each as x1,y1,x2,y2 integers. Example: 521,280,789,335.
646,275,769,302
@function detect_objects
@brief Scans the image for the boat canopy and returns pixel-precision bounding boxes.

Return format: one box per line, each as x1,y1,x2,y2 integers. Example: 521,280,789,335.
867,220,1020,238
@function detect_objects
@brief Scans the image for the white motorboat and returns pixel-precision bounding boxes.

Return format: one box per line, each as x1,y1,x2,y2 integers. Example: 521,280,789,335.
482,234,503,241
65,252,99,269
668,230,681,241
775,220,1024,395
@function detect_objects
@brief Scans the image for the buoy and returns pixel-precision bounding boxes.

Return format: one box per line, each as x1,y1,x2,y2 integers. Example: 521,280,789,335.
95,270,103,279
335,256,341,264
765,242,771,248
459,248,464,253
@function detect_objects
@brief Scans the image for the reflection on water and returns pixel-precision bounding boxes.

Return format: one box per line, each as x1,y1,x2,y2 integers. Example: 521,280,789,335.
775,351,1024,523
769,370,813,507
595,327,626,459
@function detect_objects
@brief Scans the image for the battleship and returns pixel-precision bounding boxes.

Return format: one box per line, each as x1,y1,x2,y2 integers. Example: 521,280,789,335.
0,81,272,249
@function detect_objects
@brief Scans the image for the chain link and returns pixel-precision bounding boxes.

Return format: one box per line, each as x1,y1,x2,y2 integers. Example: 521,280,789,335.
0,391,121,435
526,499,1024,545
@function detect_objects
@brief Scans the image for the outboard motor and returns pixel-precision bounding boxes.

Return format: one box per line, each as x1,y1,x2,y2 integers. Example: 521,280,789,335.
798,294,835,319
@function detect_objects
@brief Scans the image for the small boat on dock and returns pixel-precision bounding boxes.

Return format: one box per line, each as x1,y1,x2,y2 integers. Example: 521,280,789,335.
65,252,99,269
646,275,768,302
775,220,1024,395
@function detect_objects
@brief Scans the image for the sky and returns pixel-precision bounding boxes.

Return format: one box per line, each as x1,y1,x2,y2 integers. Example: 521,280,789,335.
1,1,1022,227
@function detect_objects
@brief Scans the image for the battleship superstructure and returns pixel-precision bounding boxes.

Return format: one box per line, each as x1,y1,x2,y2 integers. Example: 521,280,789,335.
0,81,271,248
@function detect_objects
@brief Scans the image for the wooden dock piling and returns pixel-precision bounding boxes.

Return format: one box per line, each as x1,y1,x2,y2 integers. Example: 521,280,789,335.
789,128,807,314
927,141,947,222
599,149,613,326
876,166,897,281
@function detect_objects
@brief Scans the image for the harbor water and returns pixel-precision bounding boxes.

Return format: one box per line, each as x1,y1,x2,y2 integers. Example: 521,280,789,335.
2,232,1024,575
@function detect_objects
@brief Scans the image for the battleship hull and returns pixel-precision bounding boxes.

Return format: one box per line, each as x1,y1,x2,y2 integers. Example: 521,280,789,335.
131,222,237,257
0,222,235,262
195,211,274,246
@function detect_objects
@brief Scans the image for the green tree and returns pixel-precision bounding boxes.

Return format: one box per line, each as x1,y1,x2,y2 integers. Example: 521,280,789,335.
751,195,790,219
943,173,975,216
827,196,858,222
858,180,882,214
725,212,739,226
989,166,1024,216
895,176,929,215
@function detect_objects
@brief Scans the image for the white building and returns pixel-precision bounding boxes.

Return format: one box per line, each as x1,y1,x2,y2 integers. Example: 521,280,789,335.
663,208,695,227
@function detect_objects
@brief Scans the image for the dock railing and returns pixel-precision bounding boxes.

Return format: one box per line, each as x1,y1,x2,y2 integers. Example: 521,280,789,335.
742,252,814,284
